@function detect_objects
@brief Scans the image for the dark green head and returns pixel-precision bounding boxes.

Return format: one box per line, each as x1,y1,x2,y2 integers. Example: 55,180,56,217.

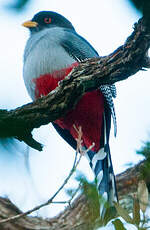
22,11,75,33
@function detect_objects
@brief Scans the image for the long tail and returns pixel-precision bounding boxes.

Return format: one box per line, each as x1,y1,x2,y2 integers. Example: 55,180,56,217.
85,107,118,217
85,146,117,217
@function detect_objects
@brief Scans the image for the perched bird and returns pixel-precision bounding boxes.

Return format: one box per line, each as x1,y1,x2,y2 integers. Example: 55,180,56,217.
22,11,117,215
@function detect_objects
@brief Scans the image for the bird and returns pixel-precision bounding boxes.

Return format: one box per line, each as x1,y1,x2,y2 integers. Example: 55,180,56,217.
22,11,118,216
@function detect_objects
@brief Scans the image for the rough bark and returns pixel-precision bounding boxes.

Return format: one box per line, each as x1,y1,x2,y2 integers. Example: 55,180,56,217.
0,17,150,150
0,161,145,230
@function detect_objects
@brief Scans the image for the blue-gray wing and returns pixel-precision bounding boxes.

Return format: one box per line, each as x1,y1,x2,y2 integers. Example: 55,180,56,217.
61,29,99,60
60,29,117,135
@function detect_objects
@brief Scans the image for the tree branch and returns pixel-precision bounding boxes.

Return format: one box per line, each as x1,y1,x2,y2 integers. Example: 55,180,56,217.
0,160,145,230
0,17,150,150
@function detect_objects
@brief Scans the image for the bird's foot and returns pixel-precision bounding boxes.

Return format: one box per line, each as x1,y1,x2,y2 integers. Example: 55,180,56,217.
73,124,84,155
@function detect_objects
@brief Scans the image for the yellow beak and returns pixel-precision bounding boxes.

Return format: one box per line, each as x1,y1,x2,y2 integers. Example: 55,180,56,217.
22,20,38,28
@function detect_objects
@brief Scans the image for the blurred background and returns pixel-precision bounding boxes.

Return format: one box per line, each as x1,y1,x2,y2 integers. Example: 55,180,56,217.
0,0,149,228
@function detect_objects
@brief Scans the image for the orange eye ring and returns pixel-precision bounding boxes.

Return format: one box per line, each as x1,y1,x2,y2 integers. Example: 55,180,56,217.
44,18,52,24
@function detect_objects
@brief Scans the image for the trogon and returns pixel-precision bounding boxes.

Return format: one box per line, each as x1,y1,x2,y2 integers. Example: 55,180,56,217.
22,11,118,215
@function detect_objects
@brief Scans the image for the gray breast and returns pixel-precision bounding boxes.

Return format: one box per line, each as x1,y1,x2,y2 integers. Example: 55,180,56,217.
23,27,75,100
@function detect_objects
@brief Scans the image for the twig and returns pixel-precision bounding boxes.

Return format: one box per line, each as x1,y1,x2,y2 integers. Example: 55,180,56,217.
67,182,82,206
50,201,69,204
0,151,82,224
45,184,82,206
66,141,96,207
0,138,96,224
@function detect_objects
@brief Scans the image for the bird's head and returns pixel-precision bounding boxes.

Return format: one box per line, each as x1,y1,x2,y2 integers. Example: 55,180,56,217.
22,11,75,33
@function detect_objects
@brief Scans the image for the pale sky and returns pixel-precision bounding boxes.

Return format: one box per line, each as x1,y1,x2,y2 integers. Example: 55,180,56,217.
0,0,149,229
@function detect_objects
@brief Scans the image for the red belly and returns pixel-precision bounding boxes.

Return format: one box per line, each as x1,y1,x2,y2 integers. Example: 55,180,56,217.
33,63,104,152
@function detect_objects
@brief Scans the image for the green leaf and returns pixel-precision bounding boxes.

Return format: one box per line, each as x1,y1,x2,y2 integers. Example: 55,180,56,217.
133,195,140,225
7,0,30,10
103,206,117,226
137,180,149,213
65,188,75,197
112,219,127,230
114,202,133,224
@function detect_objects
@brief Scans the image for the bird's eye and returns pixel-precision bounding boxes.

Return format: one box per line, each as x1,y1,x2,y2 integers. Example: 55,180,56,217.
44,18,52,24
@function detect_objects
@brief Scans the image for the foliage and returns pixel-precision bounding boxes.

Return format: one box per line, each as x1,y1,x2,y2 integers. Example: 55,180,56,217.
128,0,150,17
66,172,149,229
112,140,150,230
112,219,127,230
76,174,100,221
113,180,149,230
6,0,30,11
137,142,150,192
